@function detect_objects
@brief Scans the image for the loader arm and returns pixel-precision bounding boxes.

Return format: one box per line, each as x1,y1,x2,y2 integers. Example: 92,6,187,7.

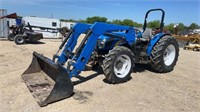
55,23,91,65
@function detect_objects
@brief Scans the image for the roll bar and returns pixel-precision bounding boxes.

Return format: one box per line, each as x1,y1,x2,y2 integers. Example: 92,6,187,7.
143,8,165,33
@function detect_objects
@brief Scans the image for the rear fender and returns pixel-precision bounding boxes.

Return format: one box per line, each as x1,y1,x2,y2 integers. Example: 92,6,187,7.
146,33,171,56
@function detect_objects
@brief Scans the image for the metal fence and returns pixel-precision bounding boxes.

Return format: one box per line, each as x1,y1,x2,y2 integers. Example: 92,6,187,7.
0,9,8,38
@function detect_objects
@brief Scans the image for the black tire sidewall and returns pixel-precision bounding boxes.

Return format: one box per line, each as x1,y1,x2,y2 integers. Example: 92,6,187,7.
150,36,179,73
8,33,14,41
14,35,25,44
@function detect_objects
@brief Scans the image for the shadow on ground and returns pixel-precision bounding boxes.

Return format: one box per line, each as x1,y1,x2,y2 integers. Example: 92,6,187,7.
73,72,101,86
73,64,155,85
24,41,45,44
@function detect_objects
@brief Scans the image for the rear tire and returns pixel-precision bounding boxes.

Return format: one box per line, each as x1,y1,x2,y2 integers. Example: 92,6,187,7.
103,46,135,84
150,36,179,73
14,35,25,45
8,33,14,41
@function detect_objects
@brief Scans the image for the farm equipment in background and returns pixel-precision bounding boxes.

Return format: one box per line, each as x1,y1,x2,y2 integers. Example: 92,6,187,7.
22,9,179,106
184,43,200,51
8,22,43,44
183,34,200,51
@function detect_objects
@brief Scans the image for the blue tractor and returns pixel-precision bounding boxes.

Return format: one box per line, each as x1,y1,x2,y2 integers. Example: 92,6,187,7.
22,9,179,106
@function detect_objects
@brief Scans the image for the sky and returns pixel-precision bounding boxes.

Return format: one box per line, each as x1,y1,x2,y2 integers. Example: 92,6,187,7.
0,0,199,26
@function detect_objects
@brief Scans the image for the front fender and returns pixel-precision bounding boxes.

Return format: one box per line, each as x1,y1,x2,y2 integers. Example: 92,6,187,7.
146,33,172,56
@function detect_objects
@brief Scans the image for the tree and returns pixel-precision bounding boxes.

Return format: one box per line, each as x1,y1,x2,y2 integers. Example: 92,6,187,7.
77,19,86,23
164,23,175,34
121,19,134,26
86,16,107,24
132,22,143,28
147,20,160,29
189,23,199,30
111,19,142,27
111,19,122,25
178,23,186,33
165,23,187,34
68,19,76,22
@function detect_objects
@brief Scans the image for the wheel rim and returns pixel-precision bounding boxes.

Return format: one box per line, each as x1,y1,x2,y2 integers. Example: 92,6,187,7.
17,37,24,43
163,44,176,66
114,54,131,78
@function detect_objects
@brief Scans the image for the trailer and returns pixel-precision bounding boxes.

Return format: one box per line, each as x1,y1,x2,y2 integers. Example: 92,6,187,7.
22,16,61,38
60,21,75,30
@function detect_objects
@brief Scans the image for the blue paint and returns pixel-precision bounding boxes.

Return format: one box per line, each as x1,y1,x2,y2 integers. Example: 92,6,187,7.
16,18,22,25
146,33,166,56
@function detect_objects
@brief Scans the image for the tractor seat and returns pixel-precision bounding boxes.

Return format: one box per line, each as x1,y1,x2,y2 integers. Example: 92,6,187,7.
141,28,152,42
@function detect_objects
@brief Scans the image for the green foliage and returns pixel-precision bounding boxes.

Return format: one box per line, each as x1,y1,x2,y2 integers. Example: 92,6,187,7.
110,19,142,27
86,16,108,24
164,23,175,33
60,19,75,22
121,19,134,26
189,23,199,30
68,19,76,22
164,23,188,34
111,19,122,25
77,19,87,23
178,23,187,33
59,16,199,35
147,20,160,29
133,22,143,28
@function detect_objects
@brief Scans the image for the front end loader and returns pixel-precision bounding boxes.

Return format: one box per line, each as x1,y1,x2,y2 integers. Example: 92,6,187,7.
22,9,179,106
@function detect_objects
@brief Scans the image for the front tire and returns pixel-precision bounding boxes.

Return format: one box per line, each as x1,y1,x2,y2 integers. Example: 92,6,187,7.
8,33,14,41
14,35,25,45
150,36,179,73
103,46,135,84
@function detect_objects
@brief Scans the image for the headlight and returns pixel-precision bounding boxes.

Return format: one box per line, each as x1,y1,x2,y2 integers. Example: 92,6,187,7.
98,38,106,49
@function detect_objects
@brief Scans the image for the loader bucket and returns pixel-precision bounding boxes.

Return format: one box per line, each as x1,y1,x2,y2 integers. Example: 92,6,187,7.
22,52,73,107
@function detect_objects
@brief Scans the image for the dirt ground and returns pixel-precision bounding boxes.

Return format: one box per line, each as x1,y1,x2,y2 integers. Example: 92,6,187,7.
0,38,199,112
